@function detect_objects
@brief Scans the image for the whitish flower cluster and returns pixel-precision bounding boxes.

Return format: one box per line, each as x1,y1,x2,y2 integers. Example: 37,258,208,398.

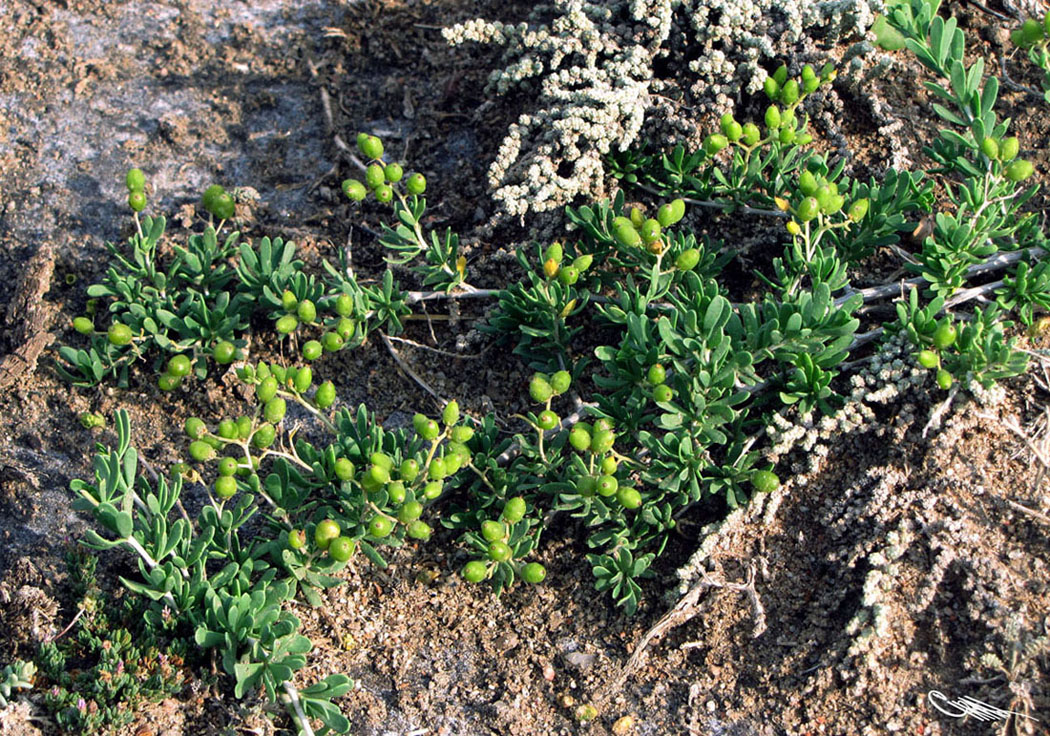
444,1,674,217
765,332,927,470
676,0,882,103
444,0,883,217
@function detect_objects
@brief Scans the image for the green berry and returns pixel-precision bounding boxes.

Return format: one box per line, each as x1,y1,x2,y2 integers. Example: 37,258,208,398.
917,350,939,369
702,133,728,155
796,196,819,223
406,520,431,540
763,76,780,99
389,482,407,505
600,456,618,475
419,419,440,442
799,170,818,196
369,515,394,538
73,316,94,335
315,380,336,409
569,426,591,452
406,173,426,195
848,198,870,223
125,168,146,192
252,423,276,449
675,248,700,271
980,137,999,160
128,190,147,212
202,184,225,210
288,529,306,549
741,123,761,146
215,475,238,499
302,340,323,362
314,519,340,550
367,463,390,486
423,480,443,500
597,475,618,497
550,370,571,394
374,184,394,203
536,410,560,431
157,373,180,392
398,502,424,524
399,458,420,482
275,315,298,334
211,193,235,220
1005,159,1034,182
778,126,796,145
167,354,192,378
647,363,666,386
450,425,474,443
1021,18,1044,45
487,541,512,562
780,79,800,105
591,429,616,455
462,561,487,583
616,486,642,509
482,520,506,542
428,457,447,480
557,265,580,285
752,470,781,493
936,369,954,390
257,376,278,403
522,562,547,584
502,497,526,524
217,419,238,439
334,457,355,481
189,440,215,463
342,179,366,201
328,536,354,562
213,341,236,364
384,163,403,182
322,332,344,353
184,417,207,439
1000,137,1020,161
612,217,641,248
217,457,238,477
281,289,298,312
107,323,133,346
443,400,460,427
334,293,354,318
653,384,673,403
529,374,554,403
293,366,312,393
933,323,957,349
365,164,386,190
263,397,286,424
765,105,782,130
297,299,317,324
236,416,253,439
656,198,686,227
576,476,597,497
640,218,662,244
359,134,384,160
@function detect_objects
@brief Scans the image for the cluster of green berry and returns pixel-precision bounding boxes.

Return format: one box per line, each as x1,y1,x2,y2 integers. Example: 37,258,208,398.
201,184,236,220
541,242,593,286
342,133,426,204
978,135,1034,183
699,63,835,164
460,496,546,585
645,362,673,404
125,168,147,213
915,321,959,389
71,314,240,391
778,169,869,235
610,198,687,257
274,289,357,358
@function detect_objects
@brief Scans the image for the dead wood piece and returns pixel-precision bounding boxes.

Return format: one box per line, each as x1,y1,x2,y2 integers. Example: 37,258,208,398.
0,244,56,393
594,561,766,706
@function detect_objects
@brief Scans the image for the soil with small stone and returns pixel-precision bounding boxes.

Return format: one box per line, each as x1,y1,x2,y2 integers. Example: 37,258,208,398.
1,1,1048,735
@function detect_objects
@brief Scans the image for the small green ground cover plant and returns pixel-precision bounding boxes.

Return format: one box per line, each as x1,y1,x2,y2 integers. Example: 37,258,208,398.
12,0,1045,732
